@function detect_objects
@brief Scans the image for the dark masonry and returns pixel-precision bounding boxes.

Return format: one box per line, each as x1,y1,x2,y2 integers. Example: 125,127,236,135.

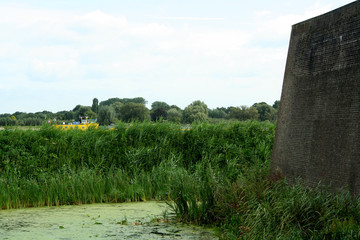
271,1,360,194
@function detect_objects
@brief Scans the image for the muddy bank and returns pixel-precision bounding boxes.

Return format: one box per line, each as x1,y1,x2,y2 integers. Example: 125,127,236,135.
0,201,217,239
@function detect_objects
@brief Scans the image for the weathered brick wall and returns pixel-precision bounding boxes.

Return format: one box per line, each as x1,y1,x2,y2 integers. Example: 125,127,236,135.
271,1,360,193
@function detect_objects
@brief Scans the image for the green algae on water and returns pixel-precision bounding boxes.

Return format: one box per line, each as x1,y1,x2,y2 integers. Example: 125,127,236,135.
0,201,217,240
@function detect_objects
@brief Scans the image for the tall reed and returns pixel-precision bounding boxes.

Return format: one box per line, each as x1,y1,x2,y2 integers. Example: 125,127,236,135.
2,121,359,238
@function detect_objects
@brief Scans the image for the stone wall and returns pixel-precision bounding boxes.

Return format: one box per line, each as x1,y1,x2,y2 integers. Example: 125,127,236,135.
271,1,360,193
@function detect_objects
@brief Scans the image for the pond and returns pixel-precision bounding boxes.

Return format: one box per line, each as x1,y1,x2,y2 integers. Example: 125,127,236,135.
0,201,218,239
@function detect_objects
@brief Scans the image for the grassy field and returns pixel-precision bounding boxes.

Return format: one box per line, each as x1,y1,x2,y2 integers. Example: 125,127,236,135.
1,121,360,239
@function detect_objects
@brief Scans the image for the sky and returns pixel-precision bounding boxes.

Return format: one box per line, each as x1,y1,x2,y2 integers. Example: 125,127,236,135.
0,0,355,114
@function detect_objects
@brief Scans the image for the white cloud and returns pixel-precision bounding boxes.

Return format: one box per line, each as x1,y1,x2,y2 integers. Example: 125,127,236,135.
253,3,335,40
147,16,225,21
28,58,79,81
304,2,333,17
76,10,128,29
3,2,338,112
255,10,271,18
186,31,253,54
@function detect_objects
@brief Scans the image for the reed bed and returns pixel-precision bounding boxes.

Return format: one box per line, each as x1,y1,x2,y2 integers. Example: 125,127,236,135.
1,121,360,239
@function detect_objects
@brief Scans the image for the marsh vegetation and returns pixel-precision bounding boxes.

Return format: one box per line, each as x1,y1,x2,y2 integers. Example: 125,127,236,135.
1,121,360,239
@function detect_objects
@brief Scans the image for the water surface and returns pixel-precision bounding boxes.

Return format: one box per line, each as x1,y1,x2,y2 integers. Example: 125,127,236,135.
0,201,217,239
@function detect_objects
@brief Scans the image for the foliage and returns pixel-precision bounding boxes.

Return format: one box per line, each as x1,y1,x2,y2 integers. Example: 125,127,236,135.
273,100,280,110
97,106,115,125
72,105,81,112
215,169,360,239
0,97,281,126
99,97,146,106
182,100,209,123
209,108,227,119
111,102,124,120
56,110,74,121
118,103,150,122
170,105,181,111
228,106,259,121
252,102,277,122
0,121,274,206
0,117,17,126
167,108,182,123
150,107,167,121
151,101,170,111
91,98,99,114
75,106,96,120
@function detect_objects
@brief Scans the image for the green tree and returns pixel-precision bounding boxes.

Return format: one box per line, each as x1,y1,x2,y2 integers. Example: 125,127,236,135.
23,118,42,126
119,103,150,122
151,101,170,111
92,98,99,114
229,106,259,121
170,105,182,111
273,100,280,110
266,107,277,121
99,97,147,106
127,97,147,105
246,106,260,120
77,106,91,117
72,105,81,112
228,106,243,120
150,101,170,121
56,110,74,121
209,108,227,119
167,108,182,123
97,106,115,125
73,106,96,121
220,107,230,114
111,102,124,120
0,114,11,118
151,107,167,121
252,102,276,121
182,100,209,123
3,116,17,126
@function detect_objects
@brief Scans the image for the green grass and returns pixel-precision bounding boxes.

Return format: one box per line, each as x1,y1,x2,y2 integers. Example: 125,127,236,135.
1,121,360,239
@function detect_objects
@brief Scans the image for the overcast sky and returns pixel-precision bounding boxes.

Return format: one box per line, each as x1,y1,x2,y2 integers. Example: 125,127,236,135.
0,0,355,113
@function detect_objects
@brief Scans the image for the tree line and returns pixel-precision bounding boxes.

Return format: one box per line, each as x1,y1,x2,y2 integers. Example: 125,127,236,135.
0,97,280,126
